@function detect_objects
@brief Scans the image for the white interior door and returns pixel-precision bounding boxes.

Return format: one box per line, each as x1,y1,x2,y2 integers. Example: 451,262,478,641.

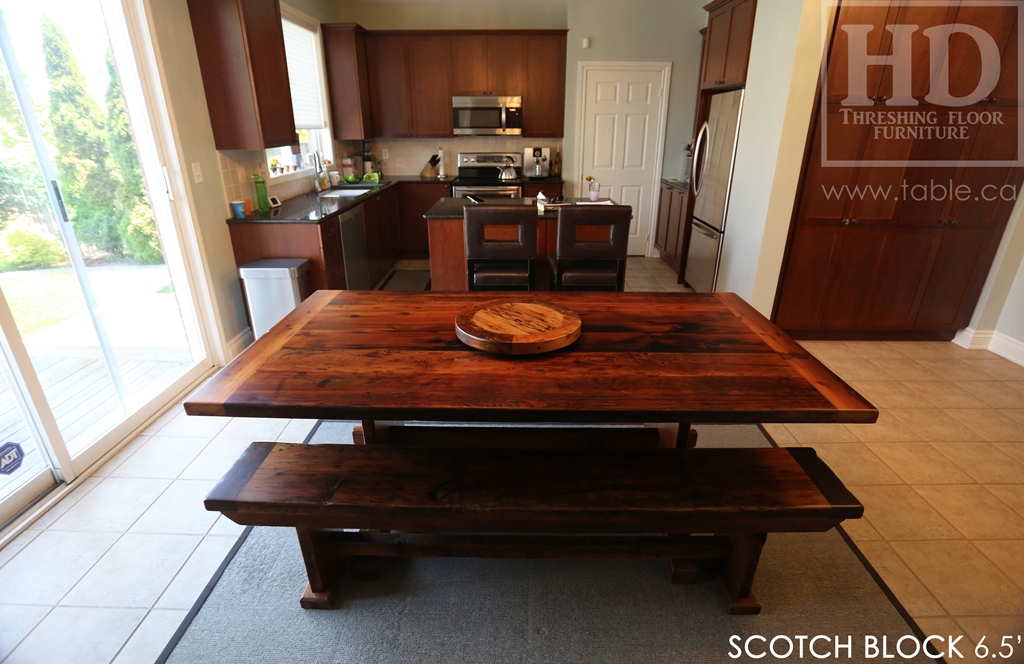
578,63,671,255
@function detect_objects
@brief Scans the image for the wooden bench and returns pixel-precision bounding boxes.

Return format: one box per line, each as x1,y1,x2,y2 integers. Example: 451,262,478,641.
205,442,863,614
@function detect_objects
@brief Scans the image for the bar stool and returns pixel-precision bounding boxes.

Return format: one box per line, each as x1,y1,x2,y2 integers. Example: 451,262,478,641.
550,205,631,291
464,205,538,291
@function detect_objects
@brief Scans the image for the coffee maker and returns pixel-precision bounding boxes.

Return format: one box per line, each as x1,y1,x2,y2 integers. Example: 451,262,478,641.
523,147,551,178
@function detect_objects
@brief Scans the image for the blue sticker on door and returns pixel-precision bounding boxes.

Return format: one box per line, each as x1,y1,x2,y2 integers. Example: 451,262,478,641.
0,442,24,475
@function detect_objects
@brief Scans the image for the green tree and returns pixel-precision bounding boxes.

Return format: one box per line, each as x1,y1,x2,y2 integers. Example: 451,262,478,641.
0,57,48,229
104,49,162,263
42,16,124,257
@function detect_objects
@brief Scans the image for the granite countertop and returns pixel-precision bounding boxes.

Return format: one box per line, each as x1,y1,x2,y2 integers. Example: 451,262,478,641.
662,178,689,190
226,175,456,224
424,197,615,220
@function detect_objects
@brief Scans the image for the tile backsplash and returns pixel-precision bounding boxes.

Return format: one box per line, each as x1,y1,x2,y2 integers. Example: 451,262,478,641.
349,137,564,178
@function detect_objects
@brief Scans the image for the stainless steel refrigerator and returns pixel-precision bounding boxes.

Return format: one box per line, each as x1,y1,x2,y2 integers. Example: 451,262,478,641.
684,88,744,292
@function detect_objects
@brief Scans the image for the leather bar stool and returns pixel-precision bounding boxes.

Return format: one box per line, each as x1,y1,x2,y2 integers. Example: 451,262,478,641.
464,205,538,291
550,205,631,291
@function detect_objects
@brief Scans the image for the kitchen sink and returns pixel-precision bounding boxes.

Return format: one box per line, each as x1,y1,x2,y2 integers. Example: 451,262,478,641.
318,188,375,198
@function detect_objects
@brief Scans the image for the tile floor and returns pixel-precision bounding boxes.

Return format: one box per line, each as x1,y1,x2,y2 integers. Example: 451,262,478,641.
0,260,1021,663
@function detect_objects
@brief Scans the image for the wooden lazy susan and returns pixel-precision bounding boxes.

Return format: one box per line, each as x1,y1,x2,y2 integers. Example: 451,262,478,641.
455,299,582,355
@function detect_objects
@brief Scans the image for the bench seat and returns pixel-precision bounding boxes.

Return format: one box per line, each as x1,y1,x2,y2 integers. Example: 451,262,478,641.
206,443,862,614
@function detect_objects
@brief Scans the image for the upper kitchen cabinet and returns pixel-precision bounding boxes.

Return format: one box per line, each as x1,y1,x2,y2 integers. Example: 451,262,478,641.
322,24,372,140
523,33,567,137
407,34,454,137
361,33,452,138
451,33,523,96
699,0,756,90
366,33,413,137
187,0,296,150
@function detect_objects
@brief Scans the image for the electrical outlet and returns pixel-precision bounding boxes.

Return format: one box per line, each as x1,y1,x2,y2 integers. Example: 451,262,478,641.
191,162,203,183
382,149,389,159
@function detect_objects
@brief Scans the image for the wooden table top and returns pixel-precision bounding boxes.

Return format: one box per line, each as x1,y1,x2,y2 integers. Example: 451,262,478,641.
184,291,878,425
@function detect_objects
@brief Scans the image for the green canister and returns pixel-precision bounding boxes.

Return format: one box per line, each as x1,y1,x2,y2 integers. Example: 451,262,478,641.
253,174,271,213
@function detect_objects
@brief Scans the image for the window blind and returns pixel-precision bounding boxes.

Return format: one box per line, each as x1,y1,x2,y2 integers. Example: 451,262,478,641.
282,20,325,130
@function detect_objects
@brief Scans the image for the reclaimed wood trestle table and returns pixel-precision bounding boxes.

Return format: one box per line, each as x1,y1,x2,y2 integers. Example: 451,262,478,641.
186,291,877,611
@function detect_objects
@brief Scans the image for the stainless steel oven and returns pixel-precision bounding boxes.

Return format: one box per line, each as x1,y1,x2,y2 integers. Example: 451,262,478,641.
453,96,522,136
452,184,522,200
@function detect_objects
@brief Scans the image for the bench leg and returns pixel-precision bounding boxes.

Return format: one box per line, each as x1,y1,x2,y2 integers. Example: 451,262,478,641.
296,527,341,609
720,532,767,615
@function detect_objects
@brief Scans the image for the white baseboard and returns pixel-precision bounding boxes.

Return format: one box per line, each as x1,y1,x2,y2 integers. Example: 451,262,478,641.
226,328,254,361
953,327,994,350
989,331,1024,367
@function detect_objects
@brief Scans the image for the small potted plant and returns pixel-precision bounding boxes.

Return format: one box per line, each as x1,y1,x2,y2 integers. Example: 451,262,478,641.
270,157,280,174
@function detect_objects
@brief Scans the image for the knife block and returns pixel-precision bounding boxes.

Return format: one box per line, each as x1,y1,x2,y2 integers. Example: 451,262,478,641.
420,162,438,178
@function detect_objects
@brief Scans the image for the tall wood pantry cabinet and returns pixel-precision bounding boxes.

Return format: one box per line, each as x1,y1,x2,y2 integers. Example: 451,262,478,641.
773,0,1021,339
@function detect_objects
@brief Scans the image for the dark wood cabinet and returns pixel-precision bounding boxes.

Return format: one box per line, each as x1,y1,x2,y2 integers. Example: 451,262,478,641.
773,0,1021,339
363,186,402,286
187,0,296,150
523,34,567,137
407,35,453,137
366,34,413,138
228,219,344,293
322,24,372,140
451,34,522,95
521,182,563,199
324,29,565,139
699,0,757,90
653,182,687,271
398,182,451,259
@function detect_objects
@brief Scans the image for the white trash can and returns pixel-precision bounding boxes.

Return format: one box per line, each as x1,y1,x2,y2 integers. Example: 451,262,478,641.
239,259,310,339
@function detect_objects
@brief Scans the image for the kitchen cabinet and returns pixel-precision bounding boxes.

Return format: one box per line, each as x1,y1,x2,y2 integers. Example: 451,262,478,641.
407,35,454,137
654,182,687,271
322,24,372,140
228,220,344,292
451,34,523,96
363,185,402,286
398,182,451,259
366,34,413,138
187,0,296,150
523,33,567,137
773,0,1021,338
699,0,757,90
522,182,563,199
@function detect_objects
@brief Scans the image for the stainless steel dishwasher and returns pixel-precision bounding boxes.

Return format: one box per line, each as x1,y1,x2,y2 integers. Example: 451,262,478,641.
339,205,372,290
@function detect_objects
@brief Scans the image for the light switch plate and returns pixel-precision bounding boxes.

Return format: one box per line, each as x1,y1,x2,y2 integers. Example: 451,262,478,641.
191,162,203,183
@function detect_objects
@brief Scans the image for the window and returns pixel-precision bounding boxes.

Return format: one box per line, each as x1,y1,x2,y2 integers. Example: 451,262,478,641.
265,11,332,177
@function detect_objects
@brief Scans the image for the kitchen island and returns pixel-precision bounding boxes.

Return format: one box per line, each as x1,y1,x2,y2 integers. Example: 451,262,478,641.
424,197,618,291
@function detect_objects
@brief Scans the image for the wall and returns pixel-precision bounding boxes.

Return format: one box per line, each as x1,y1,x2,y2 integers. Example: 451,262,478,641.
994,254,1024,363
329,1,567,30
716,0,821,314
562,0,707,197
146,0,249,353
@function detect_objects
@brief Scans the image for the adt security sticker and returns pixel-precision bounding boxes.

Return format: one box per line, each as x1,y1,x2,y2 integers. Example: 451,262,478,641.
0,442,24,475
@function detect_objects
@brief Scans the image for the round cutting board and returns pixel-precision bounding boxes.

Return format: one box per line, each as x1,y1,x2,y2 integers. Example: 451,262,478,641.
455,300,582,355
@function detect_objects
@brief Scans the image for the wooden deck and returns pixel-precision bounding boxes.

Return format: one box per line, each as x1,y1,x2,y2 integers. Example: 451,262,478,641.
0,356,190,501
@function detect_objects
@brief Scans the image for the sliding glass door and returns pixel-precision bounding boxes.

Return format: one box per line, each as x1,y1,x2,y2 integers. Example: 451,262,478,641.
0,0,212,524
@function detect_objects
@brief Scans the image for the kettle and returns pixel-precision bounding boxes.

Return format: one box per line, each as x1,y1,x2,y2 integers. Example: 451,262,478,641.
496,156,517,181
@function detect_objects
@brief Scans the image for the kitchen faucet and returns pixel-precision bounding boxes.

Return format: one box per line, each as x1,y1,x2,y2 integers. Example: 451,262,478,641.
313,151,325,192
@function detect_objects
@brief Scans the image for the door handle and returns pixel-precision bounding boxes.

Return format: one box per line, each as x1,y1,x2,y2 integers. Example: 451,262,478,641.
693,223,719,240
51,180,70,223
691,121,709,196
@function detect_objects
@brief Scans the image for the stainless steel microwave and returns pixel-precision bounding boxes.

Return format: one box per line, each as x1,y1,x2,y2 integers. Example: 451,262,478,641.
452,96,522,136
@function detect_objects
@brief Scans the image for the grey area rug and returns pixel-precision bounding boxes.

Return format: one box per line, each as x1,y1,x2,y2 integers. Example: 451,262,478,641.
163,425,935,664
380,270,431,291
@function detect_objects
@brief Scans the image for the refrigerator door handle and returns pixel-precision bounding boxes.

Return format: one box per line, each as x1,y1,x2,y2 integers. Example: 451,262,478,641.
691,121,709,196
692,221,720,240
